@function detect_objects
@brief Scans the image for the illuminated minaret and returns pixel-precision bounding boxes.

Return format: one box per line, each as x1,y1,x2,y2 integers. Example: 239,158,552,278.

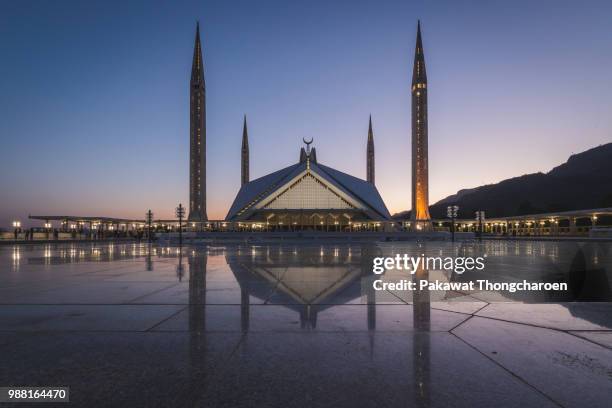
241,115,249,186
366,115,375,185
411,21,431,229
188,22,207,223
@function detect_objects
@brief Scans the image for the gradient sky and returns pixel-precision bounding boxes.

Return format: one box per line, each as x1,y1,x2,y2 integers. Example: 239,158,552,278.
1,0,611,227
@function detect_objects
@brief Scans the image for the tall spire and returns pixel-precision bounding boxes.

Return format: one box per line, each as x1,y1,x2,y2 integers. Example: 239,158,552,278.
411,20,431,229
367,115,375,185
412,20,427,86
188,21,207,223
191,22,204,85
241,115,249,187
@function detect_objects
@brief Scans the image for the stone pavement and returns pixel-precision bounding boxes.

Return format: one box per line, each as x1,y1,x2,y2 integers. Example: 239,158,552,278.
0,243,610,407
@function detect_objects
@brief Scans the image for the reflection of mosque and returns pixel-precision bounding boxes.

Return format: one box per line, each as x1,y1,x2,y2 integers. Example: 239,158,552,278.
183,245,432,406
226,247,365,329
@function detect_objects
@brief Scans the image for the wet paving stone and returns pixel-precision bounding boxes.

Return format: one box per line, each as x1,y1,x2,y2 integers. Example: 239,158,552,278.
0,242,611,407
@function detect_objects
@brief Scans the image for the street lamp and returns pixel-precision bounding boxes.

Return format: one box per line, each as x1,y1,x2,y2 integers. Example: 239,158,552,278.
447,205,459,242
145,210,154,243
175,203,185,247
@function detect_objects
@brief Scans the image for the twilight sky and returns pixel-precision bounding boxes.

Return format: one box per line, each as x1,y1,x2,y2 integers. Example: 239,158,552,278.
1,0,611,226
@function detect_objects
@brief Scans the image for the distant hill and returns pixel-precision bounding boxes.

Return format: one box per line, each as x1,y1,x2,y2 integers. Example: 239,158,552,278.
393,143,612,219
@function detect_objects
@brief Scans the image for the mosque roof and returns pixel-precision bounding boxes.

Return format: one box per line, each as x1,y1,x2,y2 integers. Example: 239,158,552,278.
225,157,391,221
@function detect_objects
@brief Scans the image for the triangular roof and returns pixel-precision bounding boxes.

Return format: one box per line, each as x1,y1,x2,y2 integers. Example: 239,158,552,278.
225,160,391,220
227,258,363,312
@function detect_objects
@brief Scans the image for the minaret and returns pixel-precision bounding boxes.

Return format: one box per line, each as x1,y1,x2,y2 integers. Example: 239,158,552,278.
241,115,249,186
188,22,207,223
367,115,375,185
411,20,431,229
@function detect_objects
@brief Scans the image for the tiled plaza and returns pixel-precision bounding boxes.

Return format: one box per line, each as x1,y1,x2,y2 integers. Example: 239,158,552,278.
0,242,611,407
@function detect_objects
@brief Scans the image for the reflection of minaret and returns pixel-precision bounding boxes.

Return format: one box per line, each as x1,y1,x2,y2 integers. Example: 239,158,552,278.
184,249,208,406
411,21,432,229
367,115,375,185
188,22,208,222
188,249,207,362
241,115,249,187
412,255,431,407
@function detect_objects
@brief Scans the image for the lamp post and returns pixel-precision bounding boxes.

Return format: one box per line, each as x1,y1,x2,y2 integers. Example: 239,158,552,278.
475,211,485,241
447,205,458,242
175,203,185,247
146,210,153,243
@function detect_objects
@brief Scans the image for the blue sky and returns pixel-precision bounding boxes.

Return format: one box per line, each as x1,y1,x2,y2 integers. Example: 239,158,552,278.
1,0,611,226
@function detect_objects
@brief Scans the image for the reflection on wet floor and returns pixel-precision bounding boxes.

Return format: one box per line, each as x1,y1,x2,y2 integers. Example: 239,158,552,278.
0,242,611,407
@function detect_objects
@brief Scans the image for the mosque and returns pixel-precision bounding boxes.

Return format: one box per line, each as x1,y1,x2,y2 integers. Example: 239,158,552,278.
225,138,391,230
187,21,432,231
